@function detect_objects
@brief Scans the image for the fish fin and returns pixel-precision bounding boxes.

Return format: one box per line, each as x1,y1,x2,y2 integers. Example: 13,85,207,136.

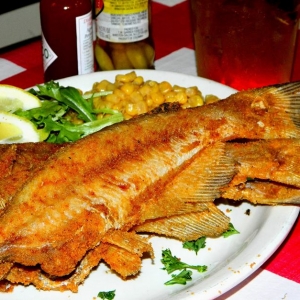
162,141,236,202
102,230,153,257
138,199,211,223
222,181,300,205
226,139,300,188
4,244,105,292
256,81,300,129
134,202,230,240
138,142,235,221
99,243,143,278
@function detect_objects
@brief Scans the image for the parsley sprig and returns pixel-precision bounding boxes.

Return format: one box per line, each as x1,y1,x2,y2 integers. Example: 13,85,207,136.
97,290,116,300
161,249,207,285
182,236,206,255
222,223,240,238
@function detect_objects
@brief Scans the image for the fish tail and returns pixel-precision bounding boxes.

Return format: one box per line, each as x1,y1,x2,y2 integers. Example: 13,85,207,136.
226,81,300,139
266,81,300,127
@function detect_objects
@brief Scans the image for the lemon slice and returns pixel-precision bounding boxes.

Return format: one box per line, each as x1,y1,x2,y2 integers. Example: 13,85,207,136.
0,84,41,113
0,111,40,144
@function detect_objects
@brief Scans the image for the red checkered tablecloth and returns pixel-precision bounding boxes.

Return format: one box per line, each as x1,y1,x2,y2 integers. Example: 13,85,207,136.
0,0,299,298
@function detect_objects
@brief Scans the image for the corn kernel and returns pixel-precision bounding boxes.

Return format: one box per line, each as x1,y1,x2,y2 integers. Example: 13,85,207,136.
147,80,158,87
146,96,153,107
120,83,136,95
185,86,200,97
130,91,144,103
133,76,144,86
148,83,159,94
165,96,177,103
164,91,177,100
175,91,188,104
173,85,186,93
105,93,121,104
93,80,108,92
188,95,204,107
205,94,219,104
106,83,116,91
125,101,148,116
116,71,137,83
159,81,172,94
151,92,165,106
113,88,127,100
139,84,152,97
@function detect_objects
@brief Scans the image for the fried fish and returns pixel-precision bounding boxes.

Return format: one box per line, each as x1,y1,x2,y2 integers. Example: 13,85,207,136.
0,82,300,292
222,138,300,204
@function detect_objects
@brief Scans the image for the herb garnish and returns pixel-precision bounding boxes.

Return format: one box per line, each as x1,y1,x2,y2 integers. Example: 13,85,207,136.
161,249,207,285
164,269,193,285
15,81,123,143
222,223,240,238
182,236,206,255
97,290,116,300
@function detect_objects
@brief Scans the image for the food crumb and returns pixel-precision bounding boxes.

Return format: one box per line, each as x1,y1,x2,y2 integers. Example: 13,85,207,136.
226,208,232,213
250,262,256,268
245,209,251,215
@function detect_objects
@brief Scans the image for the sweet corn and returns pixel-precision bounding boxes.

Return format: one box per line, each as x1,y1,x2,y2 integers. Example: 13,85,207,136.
116,71,137,83
151,92,165,106
87,71,218,120
188,95,204,107
120,83,136,95
159,81,173,94
205,94,220,104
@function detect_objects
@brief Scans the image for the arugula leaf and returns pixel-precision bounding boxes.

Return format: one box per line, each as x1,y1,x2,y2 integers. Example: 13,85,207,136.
17,82,124,143
183,236,206,255
30,81,95,122
222,223,240,238
164,269,193,285
97,290,116,300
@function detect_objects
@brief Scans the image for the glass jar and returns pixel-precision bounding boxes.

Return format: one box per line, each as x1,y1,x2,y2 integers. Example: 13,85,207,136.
94,0,155,70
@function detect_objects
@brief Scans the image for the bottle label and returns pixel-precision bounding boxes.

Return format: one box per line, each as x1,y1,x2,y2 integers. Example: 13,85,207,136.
41,33,58,72
76,11,94,74
96,0,149,43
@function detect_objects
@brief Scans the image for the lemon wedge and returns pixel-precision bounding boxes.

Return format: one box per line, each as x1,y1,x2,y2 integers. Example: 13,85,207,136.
0,84,41,113
0,112,40,144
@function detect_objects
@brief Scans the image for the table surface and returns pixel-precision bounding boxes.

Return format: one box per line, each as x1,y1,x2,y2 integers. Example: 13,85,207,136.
0,0,299,299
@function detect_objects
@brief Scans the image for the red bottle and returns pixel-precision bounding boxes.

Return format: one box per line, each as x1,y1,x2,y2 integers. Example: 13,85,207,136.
40,0,94,82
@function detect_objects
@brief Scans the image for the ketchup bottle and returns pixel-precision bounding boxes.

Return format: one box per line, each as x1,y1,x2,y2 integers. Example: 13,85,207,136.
40,0,94,82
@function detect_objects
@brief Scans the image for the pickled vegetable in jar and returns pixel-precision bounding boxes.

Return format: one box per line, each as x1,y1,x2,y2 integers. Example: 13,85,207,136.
94,0,155,70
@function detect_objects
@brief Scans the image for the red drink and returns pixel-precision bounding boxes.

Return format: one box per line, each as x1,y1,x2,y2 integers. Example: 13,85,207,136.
190,0,299,90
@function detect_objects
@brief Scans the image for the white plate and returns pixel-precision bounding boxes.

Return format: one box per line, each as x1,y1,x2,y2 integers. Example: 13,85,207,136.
4,70,299,300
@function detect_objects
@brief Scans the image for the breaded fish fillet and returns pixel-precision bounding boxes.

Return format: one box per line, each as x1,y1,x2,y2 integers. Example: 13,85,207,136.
222,138,300,204
0,82,300,291
0,143,62,211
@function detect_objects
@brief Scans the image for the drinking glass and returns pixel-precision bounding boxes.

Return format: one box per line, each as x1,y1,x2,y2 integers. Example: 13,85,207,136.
190,0,300,90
